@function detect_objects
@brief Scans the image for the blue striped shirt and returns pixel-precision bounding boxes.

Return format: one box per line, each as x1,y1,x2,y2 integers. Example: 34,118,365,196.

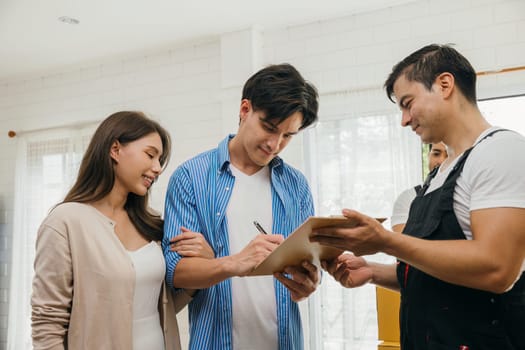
163,135,314,350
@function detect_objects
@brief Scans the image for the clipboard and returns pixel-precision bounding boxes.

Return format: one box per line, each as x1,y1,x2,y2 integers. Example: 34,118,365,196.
249,216,384,276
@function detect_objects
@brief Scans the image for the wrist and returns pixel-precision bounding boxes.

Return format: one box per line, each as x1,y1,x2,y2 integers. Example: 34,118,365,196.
382,228,400,257
369,262,400,290
219,255,239,277
369,261,380,285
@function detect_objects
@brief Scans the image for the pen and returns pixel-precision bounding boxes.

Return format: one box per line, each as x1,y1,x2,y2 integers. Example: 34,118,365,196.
253,221,268,235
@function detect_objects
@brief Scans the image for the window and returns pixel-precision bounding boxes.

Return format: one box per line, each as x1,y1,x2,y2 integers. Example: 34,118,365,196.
479,94,525,135
305,112,421,350
7,127,94,350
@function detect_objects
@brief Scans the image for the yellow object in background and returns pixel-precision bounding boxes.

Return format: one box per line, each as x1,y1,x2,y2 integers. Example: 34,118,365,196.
376,286,400,350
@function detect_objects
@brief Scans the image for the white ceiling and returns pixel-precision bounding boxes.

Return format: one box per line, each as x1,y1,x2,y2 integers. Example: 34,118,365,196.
0,0,416,81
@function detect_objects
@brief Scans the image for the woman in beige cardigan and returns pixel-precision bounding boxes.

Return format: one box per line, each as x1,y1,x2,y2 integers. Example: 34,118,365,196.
31,111,212,350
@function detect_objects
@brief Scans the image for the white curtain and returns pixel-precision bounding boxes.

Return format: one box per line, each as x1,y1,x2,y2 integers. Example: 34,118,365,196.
7,126,94,350
305,89,422,350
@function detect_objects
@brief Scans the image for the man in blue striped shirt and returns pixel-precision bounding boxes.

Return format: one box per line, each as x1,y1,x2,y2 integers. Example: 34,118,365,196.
163,64,320,350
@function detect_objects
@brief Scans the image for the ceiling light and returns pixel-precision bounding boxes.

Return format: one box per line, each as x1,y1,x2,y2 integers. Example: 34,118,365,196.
58,16,79,25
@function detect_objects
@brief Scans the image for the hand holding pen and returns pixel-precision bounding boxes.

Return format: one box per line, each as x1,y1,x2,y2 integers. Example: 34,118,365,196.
229,222,282,276
253,220,319,299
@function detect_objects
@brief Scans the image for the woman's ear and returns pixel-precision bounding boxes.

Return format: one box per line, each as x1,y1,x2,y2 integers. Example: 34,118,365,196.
110,141,120,163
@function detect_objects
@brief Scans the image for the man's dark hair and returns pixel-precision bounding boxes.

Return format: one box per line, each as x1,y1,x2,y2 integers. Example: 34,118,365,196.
384,44,477,104
242,63,319,129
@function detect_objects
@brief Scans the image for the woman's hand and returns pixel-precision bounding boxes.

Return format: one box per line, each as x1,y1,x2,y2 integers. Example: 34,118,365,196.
170,227,215,259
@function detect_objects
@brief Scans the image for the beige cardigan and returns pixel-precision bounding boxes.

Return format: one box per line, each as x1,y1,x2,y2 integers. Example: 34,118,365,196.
31,202,190,350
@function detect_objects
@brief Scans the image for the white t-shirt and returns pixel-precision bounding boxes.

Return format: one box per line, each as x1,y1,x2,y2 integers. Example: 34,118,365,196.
227,165,278,350
391,187,418,227
425,126,525,275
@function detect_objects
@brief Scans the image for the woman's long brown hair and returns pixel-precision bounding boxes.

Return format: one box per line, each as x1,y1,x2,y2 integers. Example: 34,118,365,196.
62,111,171,241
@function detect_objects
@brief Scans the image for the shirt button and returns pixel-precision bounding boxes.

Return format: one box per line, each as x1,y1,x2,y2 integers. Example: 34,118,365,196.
490,298,495,304
491,319,499,326
216,212,221,216
225,187,230,191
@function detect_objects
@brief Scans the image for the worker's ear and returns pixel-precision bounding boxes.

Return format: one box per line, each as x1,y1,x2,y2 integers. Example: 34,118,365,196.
435,72,454,99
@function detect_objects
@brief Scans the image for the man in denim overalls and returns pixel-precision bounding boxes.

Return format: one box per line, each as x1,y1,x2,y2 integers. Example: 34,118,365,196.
312,44,525,350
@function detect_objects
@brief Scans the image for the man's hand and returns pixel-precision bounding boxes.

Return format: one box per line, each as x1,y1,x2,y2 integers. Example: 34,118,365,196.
274,260,320,302
322,253,372,288
310,209,390,256
232,234,284,276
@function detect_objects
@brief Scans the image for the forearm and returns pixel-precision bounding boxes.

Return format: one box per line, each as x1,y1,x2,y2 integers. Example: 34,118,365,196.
31,320,67,350
370,262,400,291
32,337,65,350
32,226,71,350
173,256,238,289
384,233,520,293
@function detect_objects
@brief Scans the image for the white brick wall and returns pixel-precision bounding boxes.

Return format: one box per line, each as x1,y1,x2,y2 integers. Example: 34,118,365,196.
263,0,525,109
1,0,525,348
